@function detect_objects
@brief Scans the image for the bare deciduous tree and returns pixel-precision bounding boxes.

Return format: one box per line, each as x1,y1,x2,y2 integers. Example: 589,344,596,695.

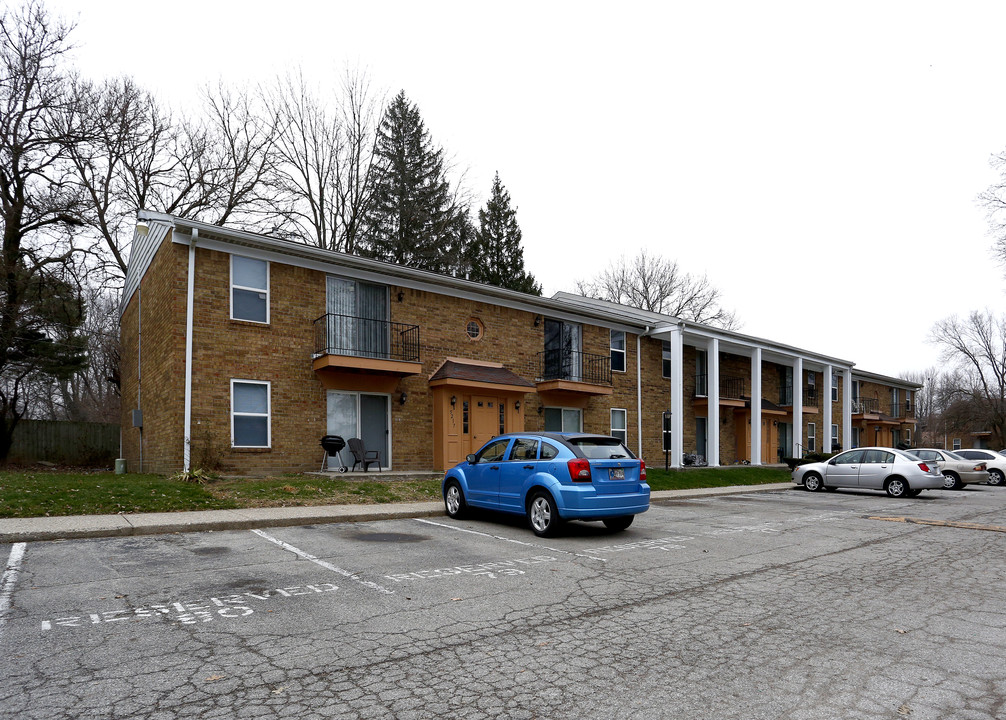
576,250,740,329
930,310,1006,447
979,149,1006,266
266,68,380,252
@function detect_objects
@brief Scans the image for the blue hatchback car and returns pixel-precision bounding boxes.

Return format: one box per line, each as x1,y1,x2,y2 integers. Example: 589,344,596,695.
442,432,650,537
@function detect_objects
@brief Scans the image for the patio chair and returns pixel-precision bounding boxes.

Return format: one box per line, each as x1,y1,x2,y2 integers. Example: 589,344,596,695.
348,437,381,472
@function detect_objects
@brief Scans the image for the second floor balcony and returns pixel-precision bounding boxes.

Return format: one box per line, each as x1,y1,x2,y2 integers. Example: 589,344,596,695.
694,374,746,401
312,313,422,376
535,349,612,395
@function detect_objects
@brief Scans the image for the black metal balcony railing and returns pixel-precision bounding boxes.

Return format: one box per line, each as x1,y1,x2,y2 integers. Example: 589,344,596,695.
694,373,746,400
852,398,880,414
313,313,420,362
890,401,915,419
536,349,611,385
780,385,793,406
804,386,819,405
904,401,915,418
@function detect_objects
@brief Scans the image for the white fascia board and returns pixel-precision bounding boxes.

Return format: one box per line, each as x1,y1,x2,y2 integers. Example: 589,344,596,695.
851,369,922,390
169,228,645,332
645,321,854,371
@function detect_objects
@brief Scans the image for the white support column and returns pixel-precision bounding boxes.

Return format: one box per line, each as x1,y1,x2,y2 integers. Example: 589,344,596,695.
793,357,803,457
823,364,833,454
707,338,720,467
842,368,853,450
751,348,762,465
669,326,684,469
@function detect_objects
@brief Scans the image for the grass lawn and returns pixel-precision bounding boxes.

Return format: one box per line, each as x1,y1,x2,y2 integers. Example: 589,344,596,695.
645,465,791,491
0,466,789,519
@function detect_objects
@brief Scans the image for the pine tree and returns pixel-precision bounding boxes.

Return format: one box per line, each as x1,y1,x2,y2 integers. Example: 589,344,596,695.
468,173,541,295
359,91,467,273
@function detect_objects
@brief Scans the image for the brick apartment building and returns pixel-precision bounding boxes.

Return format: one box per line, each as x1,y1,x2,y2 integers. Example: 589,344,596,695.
119,211,919,475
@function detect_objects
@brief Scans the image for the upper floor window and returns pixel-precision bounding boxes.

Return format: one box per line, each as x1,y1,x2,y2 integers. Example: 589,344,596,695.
231,256,269,323
832,370,838,402
610,330,626,373
543,319,582,382
695,349,708,397
807,422,816,453
662,341,671,379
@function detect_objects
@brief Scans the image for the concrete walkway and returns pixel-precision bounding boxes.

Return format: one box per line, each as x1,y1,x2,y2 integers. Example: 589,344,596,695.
0,483,795,543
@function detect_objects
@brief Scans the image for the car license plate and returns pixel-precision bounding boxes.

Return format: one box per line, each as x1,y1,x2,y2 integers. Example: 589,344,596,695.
610,468,624,480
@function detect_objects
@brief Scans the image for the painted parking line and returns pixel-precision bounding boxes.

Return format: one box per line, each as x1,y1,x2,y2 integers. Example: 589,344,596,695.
1,542,26,639
415,518,609,562
867,516,1006,533
251,529,395,595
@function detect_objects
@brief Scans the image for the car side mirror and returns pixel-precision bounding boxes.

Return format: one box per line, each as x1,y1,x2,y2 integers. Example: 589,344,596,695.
466,454,477,464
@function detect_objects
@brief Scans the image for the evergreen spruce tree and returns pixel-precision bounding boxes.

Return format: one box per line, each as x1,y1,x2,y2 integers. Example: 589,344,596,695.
359,91,467,273
468,173,541,295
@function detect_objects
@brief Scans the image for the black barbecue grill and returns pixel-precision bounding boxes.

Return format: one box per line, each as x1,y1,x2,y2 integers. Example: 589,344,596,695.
320,435,349,472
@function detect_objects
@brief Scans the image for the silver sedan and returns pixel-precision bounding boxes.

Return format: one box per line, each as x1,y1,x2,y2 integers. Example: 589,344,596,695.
791,447,944,498
912,448,988,490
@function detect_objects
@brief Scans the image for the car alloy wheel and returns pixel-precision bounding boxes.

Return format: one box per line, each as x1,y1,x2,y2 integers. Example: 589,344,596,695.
886,478,909,498
803,473,823,492
989,469,1005,486
942,472,962,490
527,490,559,537
444,481,467,519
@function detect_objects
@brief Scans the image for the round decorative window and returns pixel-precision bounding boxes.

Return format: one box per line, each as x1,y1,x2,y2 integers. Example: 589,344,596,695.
466,318,483,340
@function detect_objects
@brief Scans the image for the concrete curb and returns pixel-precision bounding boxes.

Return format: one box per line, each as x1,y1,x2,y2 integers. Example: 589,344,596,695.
0,483,795,543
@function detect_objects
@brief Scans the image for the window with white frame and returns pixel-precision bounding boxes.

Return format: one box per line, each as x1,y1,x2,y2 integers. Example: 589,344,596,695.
544,407,582,432
662,341,671,379
610,408,627,443
807,422,816,453
231,380,270,447
610,330,626,373
831,424,839,452
953,438,960,450
231,255,269,323
695,349,708,397
905,428,912,445
831,370,838,402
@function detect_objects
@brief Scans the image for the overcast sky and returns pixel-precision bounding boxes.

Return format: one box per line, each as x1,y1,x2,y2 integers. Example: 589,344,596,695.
44,0,1006,378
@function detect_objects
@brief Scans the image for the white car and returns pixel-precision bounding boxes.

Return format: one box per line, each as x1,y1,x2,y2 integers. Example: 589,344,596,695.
913,448,989,490
955,449,1006,486
791,447,944,498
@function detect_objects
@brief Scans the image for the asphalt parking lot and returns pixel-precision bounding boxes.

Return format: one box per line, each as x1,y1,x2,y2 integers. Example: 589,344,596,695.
2,485,1005,719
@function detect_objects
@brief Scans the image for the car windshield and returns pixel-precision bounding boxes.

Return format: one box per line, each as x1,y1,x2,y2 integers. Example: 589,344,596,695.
568,437,634,460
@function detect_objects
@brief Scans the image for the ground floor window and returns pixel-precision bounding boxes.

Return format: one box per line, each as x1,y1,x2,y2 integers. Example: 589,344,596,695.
807,422,816,453
831,424,839,452
905,428,912,445
892,429,901,447
695,417,707,459
231,379,270,448
953,438,961,450
610,408,627,443
327,391,389,468
852,427,860,448
544,407,581,432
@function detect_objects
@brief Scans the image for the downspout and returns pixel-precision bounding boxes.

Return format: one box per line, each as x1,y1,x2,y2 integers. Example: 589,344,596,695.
183,229,198,471
637,327,650,459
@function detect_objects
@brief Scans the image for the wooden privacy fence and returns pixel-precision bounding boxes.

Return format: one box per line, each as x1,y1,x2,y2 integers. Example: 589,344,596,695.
8,420,120,466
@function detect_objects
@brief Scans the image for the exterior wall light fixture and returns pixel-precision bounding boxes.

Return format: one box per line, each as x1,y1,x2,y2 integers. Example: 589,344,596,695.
400,392,408,405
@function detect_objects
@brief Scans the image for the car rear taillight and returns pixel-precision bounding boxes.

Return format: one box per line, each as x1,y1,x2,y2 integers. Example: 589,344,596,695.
975,464,986,471
640,460,646,481
567,458,592,482
918,462,931,473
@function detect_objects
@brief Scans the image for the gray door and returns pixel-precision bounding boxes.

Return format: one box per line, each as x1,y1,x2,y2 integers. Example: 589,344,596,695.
360,394,389,467
825,450,863,488
696,418,707,460
858,449,894,489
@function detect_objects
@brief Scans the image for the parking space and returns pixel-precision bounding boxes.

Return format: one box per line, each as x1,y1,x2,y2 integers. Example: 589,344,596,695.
2,485,1006,719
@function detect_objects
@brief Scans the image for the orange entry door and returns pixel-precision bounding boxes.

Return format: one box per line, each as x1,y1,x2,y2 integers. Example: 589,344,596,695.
470,395,500,450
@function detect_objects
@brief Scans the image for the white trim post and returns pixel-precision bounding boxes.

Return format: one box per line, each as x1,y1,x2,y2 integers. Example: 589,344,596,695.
842,368,853,450
793,357,803,457
669,326,684,469
707,338,720,467
823,364,833,454
183,229,197,471
751,348,761,465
